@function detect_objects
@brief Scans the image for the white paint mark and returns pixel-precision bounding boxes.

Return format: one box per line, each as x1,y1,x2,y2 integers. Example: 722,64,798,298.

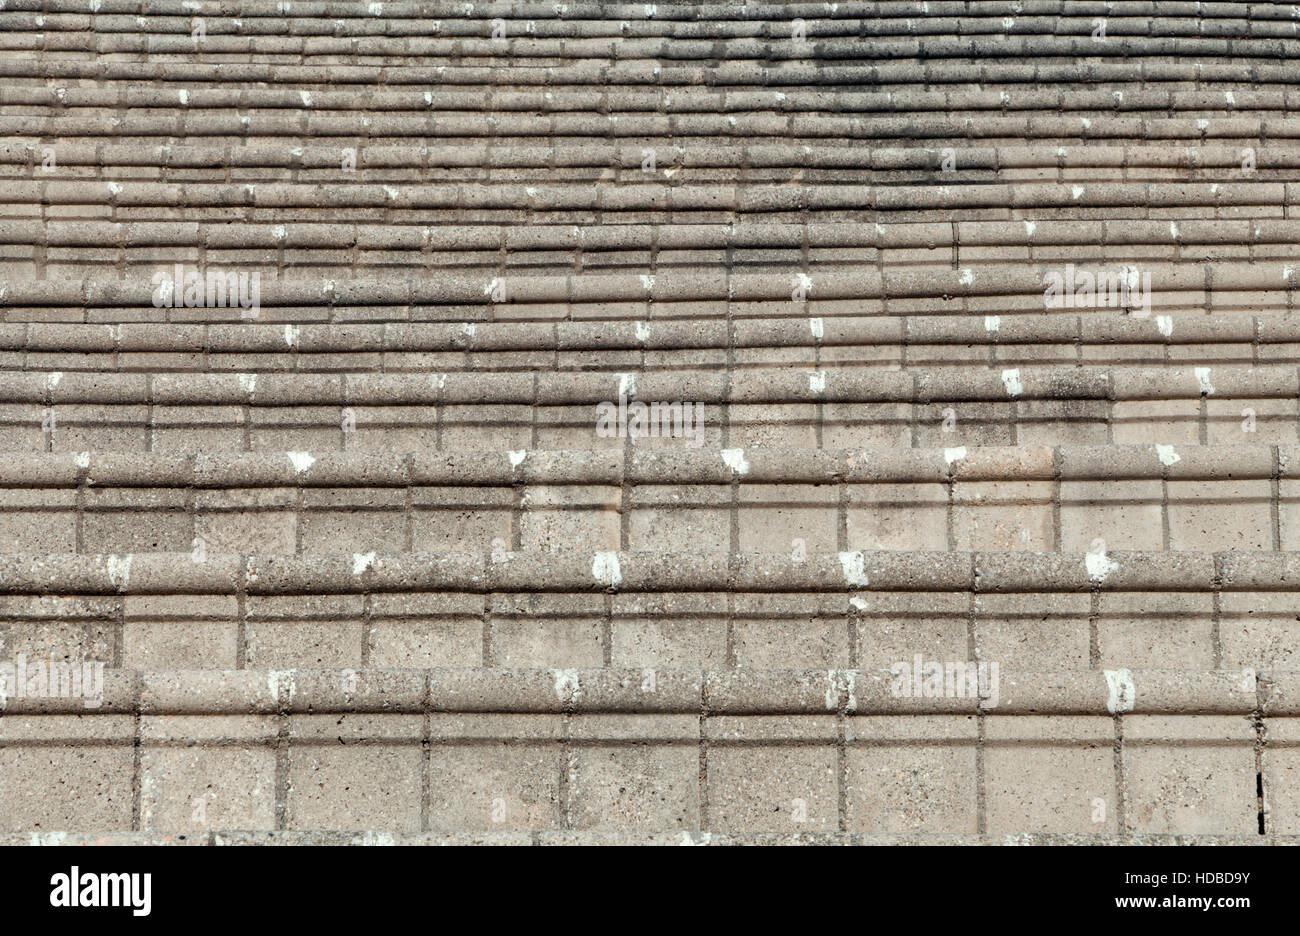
1103,668,1135,714
640,274,654,292
283,324,299,347
178,90,188,105
959,269,973,287
808,371,826,394
106,554,132,591
74,452,90,469
1001,368,1023,397
795,272,813,295
554,669,582,702
985,315,1000,332
808,317,824,339
287,451,316,473
1194,367,1215,395
825,670,857,713
107,182,122,197
944,446,967,464
237,373,257,393
635,321,651,342
300,91,312,107
849,595,868,611
722,448,750,475
1155,444,1181,466
29,832,68,846
44,372,62,392
838,551,869,587
1071,185,1085,200
1086,545,1118,582
1169,221,1179,239
618,373,637,397
460,322,477,338
1023,220,1036,236
267,669,296,703
507,450,527,468
352,552,376,575
592,552,622,587
1156,315,1173,337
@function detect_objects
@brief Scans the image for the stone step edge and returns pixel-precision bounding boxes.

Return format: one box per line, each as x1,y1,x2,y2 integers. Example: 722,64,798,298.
1,178,1295,211
11,33,1300,59
0,444,1290,487
11,87,1300,114
6,144,1300,174
5,59,1296,86
3,264,1294,305
8,25,1299,46
35,115,1300,140
37,140,1300,172
0,366,1284,404
6,1,1296,26
10,831,1293,846
3,0,1296,26
0,316,1295,352
0,549,1296,594
7,217,1300,251
0,666,1287,715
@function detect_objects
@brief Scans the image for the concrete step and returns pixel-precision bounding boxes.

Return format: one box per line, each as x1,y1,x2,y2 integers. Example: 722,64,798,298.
0,366,1287,451
1,547,1299,672
0,445,1289,555
0,664,1288,834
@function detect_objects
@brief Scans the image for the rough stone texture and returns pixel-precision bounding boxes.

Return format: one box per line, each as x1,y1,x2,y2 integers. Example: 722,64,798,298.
0,0,1293,845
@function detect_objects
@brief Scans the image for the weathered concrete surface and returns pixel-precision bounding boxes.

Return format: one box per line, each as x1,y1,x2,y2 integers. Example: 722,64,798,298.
0,0,1293,843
